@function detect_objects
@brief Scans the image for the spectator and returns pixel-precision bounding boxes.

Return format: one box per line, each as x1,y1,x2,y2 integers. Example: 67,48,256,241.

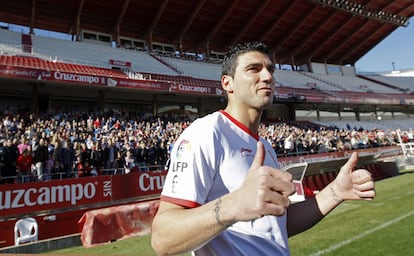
74,156,91,178
17,137,29,155
16,148,33,183
1,139,19,184
90,141,104,169
146,141,157,168
136,141,148,171
61,140,75,178
103,138,117,169
157,141,168,168
124,149,136,174
113,151,126,174
33,138,49,181
0,141,5,181
51,158,65,180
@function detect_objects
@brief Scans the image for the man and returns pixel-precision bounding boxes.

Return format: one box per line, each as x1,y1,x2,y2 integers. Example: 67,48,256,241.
0,139,19,184
151,42,375,255
105,138,119,169
16,148,33,183
33,138,49,181
17,137,29,155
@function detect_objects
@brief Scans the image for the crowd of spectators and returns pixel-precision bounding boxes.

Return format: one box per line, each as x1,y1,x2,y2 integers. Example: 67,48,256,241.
260,121,413,157
0,109,412,185
0,109,190,184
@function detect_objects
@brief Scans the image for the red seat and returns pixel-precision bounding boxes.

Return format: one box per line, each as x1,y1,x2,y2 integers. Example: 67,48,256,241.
321,173,331,186
304,175,318,196
327,171,336,182
313,174,325,190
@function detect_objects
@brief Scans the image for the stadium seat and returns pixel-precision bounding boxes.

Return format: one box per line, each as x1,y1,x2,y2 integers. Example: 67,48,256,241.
302,183,316,198
326,171,336,182
304,175,319,195
321,173,331,186
313,174,326,190
14,217,38,245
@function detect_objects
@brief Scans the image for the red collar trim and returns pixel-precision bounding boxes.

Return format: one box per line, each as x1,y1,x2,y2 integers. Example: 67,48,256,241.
219,110,259,141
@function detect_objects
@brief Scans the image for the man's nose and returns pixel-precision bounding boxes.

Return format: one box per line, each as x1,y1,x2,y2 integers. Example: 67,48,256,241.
261,68,274,83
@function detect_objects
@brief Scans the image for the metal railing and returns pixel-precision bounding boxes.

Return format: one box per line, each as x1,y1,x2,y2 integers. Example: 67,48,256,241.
0,165,166,184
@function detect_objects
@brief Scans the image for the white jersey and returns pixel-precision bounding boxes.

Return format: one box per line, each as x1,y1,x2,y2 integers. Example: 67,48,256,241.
161,110,289,256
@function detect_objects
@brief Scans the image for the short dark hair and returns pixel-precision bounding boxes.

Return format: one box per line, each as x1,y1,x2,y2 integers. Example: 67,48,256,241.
221,41,272,78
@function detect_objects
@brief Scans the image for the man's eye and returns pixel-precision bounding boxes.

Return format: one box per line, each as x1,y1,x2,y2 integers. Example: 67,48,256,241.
247,67,259,72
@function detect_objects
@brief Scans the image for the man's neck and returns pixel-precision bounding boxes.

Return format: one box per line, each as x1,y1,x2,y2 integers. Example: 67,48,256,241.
222,107,262,134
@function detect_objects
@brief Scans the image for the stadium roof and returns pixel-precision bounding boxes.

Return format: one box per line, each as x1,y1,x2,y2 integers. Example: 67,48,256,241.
1,0,414,67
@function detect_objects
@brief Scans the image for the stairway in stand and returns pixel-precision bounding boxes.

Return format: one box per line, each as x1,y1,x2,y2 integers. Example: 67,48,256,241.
22,34,32,53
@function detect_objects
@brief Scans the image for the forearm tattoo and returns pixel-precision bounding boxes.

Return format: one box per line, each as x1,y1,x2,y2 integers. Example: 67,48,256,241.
330,186,343,203
214,197,230,228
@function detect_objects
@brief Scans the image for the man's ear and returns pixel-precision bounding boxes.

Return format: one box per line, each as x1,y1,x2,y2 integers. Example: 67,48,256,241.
221,75,233,93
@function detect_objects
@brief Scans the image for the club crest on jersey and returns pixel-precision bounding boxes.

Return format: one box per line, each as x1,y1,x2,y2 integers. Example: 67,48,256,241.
171,174,180,193
176,139,191,159
241,148,254,158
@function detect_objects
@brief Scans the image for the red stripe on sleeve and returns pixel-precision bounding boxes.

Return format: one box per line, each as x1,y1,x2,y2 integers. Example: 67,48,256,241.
160,195,201,208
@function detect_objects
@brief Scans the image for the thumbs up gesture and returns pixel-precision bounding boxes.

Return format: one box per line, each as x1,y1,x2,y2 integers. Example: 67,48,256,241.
333,152,376,202
230,141,296,221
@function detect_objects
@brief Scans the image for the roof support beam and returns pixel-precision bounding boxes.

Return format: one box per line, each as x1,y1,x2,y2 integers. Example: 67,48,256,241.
228,0,272,48
339,2,411,65
199,0,239,52
174,0,207,52
270,5,318,57
29,0,36,34
311,0,409,26
73,0,85,41
338,23,386,65
146,0,170,50
258,1,295,42
322,18,369,63
301,15,351,63
113,0,131,46
281,10,337,64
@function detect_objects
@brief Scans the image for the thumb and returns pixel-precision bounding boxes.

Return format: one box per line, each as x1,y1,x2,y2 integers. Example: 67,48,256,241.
341,152,358,174
251,141,265,169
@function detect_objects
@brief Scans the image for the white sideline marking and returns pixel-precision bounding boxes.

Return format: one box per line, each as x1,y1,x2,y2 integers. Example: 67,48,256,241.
310,209,414,256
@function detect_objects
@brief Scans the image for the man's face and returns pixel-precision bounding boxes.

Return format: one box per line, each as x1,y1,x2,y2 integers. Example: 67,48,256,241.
226,51,275,110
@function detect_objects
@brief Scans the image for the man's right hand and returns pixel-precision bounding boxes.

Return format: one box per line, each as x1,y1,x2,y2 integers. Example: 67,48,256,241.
226,141,296,222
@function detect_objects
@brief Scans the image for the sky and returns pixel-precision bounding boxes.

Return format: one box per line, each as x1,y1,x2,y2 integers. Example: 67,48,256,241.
355,17,414,73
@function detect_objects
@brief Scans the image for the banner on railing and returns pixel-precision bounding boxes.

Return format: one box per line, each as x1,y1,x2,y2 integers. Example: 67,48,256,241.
0,170,167,218
0,65,108,86
109,59,131,67
0,65,224,96
277,145,402,169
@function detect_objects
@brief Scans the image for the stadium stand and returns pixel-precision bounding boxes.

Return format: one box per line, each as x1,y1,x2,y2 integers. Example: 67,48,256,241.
1,30,226,85
0,55,129,79
31,34,179,75
274,69,341,91
0,28,21,45
2,29,413,108
303,72,403,94
21,34,32,53
315,119,414,131
162,55,222,81
304,175,319,194
361,74,414,93
0,28,23,54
